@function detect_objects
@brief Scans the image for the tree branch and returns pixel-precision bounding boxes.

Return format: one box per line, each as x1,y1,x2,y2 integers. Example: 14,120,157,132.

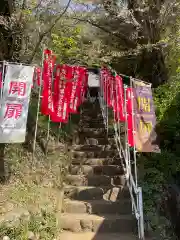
28,0,72,63
71,17,136,49
19,0,27,23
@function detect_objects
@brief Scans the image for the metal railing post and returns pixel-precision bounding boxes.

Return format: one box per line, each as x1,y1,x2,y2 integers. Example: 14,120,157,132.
138,187,145,239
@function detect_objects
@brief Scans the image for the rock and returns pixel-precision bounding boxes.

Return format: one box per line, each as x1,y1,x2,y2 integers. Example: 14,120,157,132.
61,215,82,232
0,202,14,214
3,236,10,240
28,231,35,240
40,138,66,154
0,208,30,227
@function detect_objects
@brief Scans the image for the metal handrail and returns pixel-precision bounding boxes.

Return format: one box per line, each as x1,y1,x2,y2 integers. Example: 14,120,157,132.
98,71,145,239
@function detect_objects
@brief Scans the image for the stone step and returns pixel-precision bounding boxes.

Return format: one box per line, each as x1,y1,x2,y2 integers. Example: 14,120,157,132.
80,122,105,128
82,109,102,114
78,137,114,145
80,127,114,135
73,144,116,152
71,157,121,166
82,110,113,118
59,232,138,240
80,120,104,126
66,174,126,187
77,137,108,145
63,199,131,215
64,185,129,201
81,114,103,120
81,102,100,108
80,106,100,111
71,149,116,159
76,135,110,145
60,213,135,233
79,121,125,133
80,111,103,117
73,145,105,151
80,116,104,122
79,130,114,139
69,164,124,176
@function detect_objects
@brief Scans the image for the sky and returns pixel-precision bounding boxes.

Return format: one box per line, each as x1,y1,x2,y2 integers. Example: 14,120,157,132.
59,0,96,12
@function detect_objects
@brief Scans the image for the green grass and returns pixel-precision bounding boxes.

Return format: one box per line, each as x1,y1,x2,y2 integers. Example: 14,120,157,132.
0,142,69,239
0,211,59,240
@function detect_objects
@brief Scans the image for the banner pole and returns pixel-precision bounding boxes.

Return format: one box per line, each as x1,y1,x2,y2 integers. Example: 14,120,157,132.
124,85,130,179
106,73,108,135
45,54,54,156
58,122,62,143
32,45,45,160
45,115,50,156
68,114,71,142
130,77,138,188
0,61,6,100
124,84,134,213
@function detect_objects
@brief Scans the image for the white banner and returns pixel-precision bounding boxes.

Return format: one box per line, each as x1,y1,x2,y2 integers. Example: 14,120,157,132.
0,64,34,143
88,72,100,87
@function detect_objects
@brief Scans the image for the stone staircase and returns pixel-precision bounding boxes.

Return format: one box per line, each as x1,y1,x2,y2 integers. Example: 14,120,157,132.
60,100,139,239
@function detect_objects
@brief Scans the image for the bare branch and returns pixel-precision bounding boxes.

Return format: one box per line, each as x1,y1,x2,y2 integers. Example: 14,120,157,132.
31,0,44,12
28,0,72,63
19,0,27,23
71,16,136,49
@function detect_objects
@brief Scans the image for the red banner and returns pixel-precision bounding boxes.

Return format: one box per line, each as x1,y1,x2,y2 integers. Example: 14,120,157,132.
69,66,86,113
126,87,135,147
51,65,88,122
101,68,120,111
41,49,55,116
32,67,41,88
52,64,61,120
112,75,125,122
76,67,87,108
69,66,79,113
81,69,88,103
111,76,116,111
51,65,70,123
101,68,108,103
107,73,113,108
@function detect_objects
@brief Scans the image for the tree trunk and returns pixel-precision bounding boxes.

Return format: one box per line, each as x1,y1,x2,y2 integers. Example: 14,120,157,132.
111,47,168,88
138,47,168,87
